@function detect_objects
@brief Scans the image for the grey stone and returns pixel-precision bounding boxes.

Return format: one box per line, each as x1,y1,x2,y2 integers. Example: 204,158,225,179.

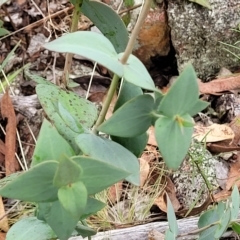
167,0,240,80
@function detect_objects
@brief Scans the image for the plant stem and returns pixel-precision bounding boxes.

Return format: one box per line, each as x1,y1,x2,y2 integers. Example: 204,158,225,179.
120,0,152,64
62,1,82,87
92,0,152,133
93,74,120,134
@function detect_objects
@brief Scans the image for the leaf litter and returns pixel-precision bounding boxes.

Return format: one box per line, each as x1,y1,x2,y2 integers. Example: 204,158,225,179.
1,0,240,238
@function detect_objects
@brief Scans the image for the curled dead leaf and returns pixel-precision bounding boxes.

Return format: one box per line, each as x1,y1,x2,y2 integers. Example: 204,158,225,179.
154,176,181,212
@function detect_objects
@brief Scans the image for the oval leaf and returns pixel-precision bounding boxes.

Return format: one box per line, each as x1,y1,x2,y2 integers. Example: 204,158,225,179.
53,157,82,188
155,114,194,170
38,201,79,240
0,161,59,202
214,208,231,238
82,0,128,53
112,81,148,157
36,84,97,152
72,156,130,194
118,53,156,91
98,94,154,137
44,31,123,77
158,64,203,117
75,133,140,185
6,217,56,240
32,119,75,166
58,181,87,217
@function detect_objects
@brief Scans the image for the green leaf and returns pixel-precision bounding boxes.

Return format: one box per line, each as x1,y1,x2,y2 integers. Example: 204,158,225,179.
112,81,147,157
72,156,130,194
58,181,87,217
167,194,179,236
79,197,106,220
214,208,231,238
165,229,175,240
37,201,79,240
188,100,209,116
0,161,59,202
98,94,154,137
24,67,54,86
6,217,56,240
118,53,156,91
36,84,97,152
75,223,96,238
32,119,75,166
231,185,239,220
81,0,128,53
158,64,206,117
231,222,240,234
53,156,82,188
155,114,194,170
111,134,148,158
114,81,143,110
75,133,140,185
198,207,222,240
189,0,212,9
0,28,9,37
58,102,83,133
44,31,123,77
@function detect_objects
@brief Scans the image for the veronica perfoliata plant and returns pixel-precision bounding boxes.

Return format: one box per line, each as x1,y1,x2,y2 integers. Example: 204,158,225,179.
0,0,208,240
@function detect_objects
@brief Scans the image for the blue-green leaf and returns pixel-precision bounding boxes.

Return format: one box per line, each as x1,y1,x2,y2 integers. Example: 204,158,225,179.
75,133,140,185
6,217,56,240
98,94,154,137
82,0,128,53
44,31,123,77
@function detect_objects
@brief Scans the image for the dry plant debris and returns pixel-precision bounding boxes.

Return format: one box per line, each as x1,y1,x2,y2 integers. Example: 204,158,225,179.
1,0,240,239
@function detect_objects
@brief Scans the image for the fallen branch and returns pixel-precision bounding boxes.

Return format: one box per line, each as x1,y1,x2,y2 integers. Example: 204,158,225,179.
70,214,236,240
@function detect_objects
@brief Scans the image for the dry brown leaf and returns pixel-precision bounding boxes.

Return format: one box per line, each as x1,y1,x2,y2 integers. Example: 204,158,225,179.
87,92,105,103
226,155,240,190
193,124,234,143
213,190,231,202
229,114,240,145
107,182,123,203
0,140,6,165
176,196,212,217
154,176,181,212
141,145,160,163
139,158,150,187
147,126,157,146
207,140,240,154
198,73,240,95
0,196,8,232
1,91,19,175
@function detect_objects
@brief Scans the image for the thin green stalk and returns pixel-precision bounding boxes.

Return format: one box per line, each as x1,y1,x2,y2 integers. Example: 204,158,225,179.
120,0,152,64
62,0,82,86
93,74,120,134
93,0,152,134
